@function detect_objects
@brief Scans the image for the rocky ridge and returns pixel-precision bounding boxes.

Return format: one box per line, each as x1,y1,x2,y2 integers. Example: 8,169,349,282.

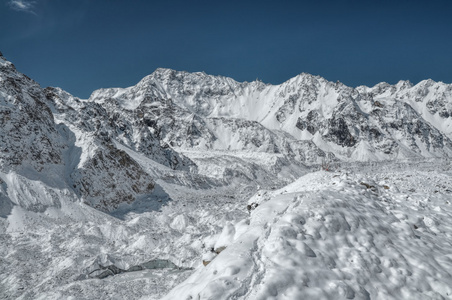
0,54,155,212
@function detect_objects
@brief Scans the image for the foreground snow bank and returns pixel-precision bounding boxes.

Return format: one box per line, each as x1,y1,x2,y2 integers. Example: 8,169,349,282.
163,171,452,300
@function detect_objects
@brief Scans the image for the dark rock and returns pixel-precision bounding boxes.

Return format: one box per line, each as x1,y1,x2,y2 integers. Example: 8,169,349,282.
373,101,384,108
127,265,144,272
327,117,356,147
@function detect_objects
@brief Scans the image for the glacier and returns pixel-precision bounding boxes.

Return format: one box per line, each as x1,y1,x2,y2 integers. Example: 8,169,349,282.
1,51,452,299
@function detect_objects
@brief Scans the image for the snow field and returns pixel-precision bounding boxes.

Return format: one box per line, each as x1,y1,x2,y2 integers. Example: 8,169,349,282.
2,163,452,299
164,171,452,300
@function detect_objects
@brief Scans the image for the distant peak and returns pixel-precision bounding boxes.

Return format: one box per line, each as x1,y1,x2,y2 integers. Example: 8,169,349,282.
283,72,332,87
153,67,176,74
373,81,391,88
147,68,202,81
296,72,316,79
152,68,212,78
418,78,436,86
396,80,413,89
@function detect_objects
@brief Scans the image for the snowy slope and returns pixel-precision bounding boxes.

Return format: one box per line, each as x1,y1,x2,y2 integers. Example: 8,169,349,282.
163,168,452,300
2,158,452,300
2,52,452,300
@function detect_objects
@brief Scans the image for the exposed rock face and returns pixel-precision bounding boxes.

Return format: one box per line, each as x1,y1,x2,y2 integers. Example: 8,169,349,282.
44,86,195,171
0,55,155,212
0,55,66,174
71,143,154,211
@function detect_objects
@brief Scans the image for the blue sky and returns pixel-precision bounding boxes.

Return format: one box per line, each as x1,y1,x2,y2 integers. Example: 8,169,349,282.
1,0,452,98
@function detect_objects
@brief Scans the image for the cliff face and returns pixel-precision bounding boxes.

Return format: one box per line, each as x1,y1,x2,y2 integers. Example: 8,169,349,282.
0,55,155,212
0,54,66,174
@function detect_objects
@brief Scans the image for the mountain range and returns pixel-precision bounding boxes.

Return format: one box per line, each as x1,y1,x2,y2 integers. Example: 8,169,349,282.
1,52,452,299
2,52,452,211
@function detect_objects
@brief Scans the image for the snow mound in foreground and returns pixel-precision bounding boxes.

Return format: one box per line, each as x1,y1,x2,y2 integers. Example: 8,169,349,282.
163,171,452,300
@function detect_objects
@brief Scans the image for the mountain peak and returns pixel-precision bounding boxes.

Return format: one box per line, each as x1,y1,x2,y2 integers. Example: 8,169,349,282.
395,80,413,89
279,72,330,88
0,53,14,70
150,68,209,78
416,78,437,87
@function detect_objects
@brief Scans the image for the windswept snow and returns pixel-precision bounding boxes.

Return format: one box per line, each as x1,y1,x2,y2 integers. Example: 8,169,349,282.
163,166,452,300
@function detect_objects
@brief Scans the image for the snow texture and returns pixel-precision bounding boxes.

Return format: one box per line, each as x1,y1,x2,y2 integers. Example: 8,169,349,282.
1,53,452,299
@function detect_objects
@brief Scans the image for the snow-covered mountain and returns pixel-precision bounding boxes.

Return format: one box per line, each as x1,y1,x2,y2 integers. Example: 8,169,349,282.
1,52,452,299
3,52,452,212
82,67,452,163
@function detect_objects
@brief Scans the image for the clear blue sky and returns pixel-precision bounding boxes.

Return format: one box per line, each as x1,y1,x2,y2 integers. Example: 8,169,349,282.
1,0,451,98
